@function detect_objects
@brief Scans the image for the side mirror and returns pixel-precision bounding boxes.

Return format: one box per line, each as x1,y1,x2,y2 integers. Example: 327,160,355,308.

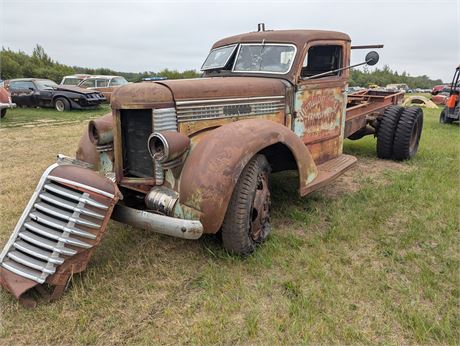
365,51,379,66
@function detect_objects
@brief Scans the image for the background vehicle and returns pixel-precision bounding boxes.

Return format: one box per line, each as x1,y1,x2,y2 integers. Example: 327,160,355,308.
60,74,92,86
439,65,460,124
5,78,106,111
431,84,449,95
0,86,16,118
77,75,128,102
0,27,424,305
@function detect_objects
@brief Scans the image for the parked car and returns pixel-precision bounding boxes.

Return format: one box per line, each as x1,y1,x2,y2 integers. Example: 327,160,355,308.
431,84,449,95
386,83,409,92
0,86,16,118
60,74,92,86
77,75,128,102
5,78,106,111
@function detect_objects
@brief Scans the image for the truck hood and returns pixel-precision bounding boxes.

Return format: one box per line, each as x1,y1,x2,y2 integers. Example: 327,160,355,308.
110,77,287,109
157,77,287,101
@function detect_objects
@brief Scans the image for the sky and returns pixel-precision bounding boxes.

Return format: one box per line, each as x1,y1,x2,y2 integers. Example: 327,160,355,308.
1,0,459,82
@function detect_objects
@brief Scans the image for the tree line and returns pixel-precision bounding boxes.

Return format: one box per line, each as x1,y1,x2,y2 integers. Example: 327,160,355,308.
1,45,200,82
1,45,443,88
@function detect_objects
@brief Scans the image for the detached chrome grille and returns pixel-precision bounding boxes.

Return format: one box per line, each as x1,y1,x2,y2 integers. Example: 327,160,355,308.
0,164,114,284
176,96,285,123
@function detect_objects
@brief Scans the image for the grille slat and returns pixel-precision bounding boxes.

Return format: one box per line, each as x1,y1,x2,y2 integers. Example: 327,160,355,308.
24,221,92,248
18,231,77,256
44,183,108,210
27,211,96,239
39,192,105,220
7,251,55,274
33,203,100,229
13,240,64,264
2,260,45,283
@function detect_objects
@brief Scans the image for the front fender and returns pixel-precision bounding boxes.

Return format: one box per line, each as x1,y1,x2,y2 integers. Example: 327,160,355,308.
75,113,113,167
179,119,318,234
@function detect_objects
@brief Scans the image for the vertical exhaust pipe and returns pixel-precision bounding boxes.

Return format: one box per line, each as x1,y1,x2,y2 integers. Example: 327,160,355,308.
257,23,265,32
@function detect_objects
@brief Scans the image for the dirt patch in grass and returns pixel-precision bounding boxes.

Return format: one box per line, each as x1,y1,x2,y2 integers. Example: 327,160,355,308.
320,157,412,199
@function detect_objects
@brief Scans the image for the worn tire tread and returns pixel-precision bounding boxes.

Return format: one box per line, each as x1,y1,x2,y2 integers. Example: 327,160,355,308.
221,154,270,257
376,105,404,159
393,107,423,160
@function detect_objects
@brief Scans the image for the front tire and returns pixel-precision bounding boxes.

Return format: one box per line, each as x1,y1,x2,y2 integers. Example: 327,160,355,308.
221,154,271,256
439,108,453,124
0,109,6,118
54,97,70,112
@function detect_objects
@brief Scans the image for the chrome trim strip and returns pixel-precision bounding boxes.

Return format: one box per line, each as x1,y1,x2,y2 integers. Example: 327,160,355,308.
176,95,284,106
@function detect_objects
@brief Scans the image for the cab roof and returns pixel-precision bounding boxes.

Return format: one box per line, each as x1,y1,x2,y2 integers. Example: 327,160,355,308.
212,29,351,49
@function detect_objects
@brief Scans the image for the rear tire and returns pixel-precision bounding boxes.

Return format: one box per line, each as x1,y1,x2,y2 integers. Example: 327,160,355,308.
376,105,404,159
439,108,453,124
221,154,271,257
54,97,70,112
0,109,6,118
393,107,423,160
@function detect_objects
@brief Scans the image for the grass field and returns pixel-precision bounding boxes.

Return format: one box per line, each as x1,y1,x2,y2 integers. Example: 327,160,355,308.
0,106,458,344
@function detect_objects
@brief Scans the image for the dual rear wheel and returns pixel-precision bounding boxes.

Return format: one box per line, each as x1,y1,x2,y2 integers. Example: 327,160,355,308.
377,106,423,161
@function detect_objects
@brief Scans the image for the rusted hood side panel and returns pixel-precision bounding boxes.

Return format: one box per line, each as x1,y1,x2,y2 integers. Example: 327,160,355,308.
179,119,317,234
156,77,286,101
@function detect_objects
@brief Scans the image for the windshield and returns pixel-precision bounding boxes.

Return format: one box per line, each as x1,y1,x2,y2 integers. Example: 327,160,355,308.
62,78,83,85
35,80,58,90
233,44,296,74
201,44,237,70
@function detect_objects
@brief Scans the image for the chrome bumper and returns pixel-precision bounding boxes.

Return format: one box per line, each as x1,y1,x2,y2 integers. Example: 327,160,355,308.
111,204,203,240
0,102,16,109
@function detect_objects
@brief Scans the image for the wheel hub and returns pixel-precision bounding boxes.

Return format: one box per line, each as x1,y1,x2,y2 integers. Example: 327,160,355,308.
250,172,270,242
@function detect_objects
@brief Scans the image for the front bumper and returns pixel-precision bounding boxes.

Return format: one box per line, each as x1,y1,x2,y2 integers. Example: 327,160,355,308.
111,204,203,240
0,102,16,110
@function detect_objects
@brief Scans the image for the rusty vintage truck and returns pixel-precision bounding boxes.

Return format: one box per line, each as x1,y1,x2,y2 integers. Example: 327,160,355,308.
0,27,423,306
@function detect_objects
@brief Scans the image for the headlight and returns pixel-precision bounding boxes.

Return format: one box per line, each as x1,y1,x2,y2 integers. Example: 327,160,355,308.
147,131,190,163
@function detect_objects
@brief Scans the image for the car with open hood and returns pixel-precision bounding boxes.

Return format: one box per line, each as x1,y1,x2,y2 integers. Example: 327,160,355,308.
5,78,106,111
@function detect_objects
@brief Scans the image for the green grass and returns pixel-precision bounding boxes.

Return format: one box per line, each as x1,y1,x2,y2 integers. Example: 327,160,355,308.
0,104,110,128
0,107,458,344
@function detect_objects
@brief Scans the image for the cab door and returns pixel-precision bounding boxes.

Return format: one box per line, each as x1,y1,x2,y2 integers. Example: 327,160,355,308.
293,41,350,164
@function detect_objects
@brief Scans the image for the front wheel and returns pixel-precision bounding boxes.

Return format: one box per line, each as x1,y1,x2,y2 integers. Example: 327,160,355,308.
439,108,453,124
221,154,271,256
0,109,6,118
54,97,70,112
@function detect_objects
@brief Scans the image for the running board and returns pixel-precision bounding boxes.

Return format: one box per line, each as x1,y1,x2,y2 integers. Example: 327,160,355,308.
0,161,120,307
301,154,357,195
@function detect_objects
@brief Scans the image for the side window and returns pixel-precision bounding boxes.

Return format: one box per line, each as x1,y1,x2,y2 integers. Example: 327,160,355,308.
80,79,96,88
110,77,127,86
301,45,342,78
95,79,108,88
10,81,35,91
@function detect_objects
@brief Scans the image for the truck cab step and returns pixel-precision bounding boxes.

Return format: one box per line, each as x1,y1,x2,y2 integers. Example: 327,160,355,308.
302,154,357,195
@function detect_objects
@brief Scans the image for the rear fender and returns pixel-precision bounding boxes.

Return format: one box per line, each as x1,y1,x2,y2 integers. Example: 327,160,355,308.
179,119,318,234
